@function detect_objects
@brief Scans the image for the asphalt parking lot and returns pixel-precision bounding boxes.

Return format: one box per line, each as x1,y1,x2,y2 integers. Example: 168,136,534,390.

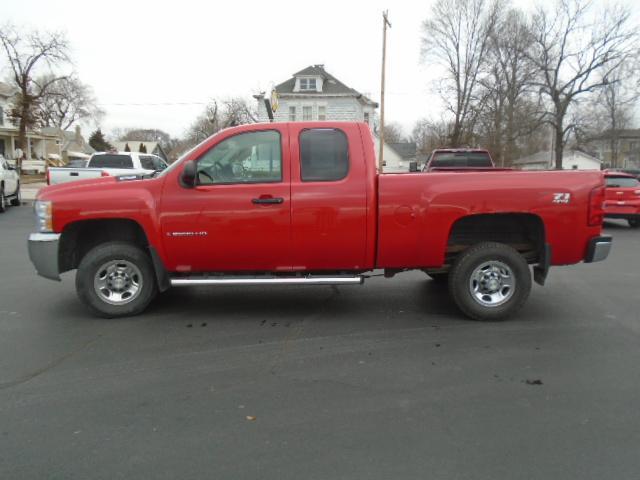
1,204,639,480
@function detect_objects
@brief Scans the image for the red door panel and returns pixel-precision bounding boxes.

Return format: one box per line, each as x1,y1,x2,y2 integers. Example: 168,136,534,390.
158,125,291,272
288,123,368,271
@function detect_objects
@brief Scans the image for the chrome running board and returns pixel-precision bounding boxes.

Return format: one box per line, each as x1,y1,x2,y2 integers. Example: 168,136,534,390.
170,275,364,287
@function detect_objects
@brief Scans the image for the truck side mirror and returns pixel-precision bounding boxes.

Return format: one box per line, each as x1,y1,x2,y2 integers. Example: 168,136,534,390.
180,160,197,188
409,161,418,172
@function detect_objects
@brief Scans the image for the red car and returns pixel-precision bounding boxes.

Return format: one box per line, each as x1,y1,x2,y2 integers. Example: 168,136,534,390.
28,122,610,321
604,172,640,228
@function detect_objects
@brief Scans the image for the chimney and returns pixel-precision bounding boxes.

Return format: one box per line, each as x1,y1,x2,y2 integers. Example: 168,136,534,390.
75,125,82,144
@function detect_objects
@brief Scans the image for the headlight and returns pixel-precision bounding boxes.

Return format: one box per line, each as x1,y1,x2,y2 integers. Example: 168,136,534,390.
35,201,53,232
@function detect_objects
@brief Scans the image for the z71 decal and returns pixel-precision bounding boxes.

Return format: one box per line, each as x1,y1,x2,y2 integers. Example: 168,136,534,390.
552,193,571,204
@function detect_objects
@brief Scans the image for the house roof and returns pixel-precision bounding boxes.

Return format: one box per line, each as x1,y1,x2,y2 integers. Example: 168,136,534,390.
0,82,16,98
270,65,378,106
387,142,417,160
513,150,601,165
592,128,640,140
40,126,95,154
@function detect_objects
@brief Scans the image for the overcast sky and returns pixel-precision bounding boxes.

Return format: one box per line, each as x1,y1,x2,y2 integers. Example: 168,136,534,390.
2,0,638,139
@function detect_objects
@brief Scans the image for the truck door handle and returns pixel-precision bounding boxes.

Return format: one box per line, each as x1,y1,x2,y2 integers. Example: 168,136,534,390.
252,196,284,205
70,172,79,176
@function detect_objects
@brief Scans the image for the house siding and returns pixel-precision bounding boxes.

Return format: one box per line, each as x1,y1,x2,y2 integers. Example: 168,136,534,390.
258,96,374,126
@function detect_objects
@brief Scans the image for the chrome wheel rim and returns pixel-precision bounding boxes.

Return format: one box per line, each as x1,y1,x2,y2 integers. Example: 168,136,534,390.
468,260,515,307
93,260,143,305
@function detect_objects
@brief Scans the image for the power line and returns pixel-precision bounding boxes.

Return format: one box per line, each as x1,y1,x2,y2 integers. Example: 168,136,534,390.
98,101,209,107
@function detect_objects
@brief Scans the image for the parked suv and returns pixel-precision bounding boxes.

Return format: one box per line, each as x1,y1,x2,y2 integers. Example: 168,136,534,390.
0,155,21,212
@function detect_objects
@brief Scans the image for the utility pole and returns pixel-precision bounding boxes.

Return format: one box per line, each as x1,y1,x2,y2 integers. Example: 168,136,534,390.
379,10,391,172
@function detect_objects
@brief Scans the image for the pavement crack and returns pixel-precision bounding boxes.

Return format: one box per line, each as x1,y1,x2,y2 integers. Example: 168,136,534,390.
0,334,103,391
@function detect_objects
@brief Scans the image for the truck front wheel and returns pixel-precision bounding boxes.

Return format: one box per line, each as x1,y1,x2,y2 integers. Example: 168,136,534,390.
76,242,158,318
448,242,531,321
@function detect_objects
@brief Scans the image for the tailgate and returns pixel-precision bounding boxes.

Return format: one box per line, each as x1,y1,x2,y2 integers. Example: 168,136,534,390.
49,168,103,185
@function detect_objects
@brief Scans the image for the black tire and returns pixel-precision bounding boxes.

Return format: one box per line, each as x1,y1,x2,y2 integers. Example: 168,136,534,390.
629,218,639,229
76,242,158,318
448,242,531,321
427,272,448,284
10,182,21,207
0,185,6,213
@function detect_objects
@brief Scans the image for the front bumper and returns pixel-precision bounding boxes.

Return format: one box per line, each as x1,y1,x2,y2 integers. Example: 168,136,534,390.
28,233,61,281
584,235,612,263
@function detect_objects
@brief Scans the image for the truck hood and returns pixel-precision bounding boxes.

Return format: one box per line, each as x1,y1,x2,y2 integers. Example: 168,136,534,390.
38,176,118,201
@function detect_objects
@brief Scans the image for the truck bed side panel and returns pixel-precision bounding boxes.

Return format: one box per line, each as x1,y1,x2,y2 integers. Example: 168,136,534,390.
377,171,605,268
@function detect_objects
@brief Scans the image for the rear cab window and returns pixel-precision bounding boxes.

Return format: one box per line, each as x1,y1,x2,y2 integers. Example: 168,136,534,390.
605,176,639,188
430,151,493,168
300,129,349,181
89,155,134,169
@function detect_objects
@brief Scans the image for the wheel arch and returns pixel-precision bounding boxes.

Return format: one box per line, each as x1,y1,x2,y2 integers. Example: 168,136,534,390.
59,218,169,291
445,213,546,267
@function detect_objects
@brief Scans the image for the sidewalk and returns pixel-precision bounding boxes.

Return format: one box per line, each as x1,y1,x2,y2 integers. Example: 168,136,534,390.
21,182,46,202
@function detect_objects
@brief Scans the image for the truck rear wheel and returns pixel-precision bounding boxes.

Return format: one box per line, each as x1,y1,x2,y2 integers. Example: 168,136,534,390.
76,242,157,318
629,218,639,229
448,242,531,321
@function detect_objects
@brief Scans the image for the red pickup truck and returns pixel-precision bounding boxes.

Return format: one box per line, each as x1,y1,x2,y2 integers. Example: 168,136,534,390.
28,122,611,321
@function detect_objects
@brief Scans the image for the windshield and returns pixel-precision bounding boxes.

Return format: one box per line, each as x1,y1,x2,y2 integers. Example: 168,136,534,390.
606,176,639,188
430,151,493,168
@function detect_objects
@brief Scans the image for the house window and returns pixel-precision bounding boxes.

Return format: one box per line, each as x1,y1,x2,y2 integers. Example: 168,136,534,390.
318,106,326,121
303,106,313,121
299,78,317,91
0,106,3,126
364,112,370,125
289,106,296,122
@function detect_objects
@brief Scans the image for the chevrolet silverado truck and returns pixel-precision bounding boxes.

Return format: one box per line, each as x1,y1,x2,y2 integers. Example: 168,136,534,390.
28,122,611,320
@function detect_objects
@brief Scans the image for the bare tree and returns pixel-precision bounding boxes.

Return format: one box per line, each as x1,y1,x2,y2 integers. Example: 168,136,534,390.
477,9,543,165
411,118,453,153
0,24,70,169
421,0,501,147
528,0,638,169
184,97,257,148
596,69,638,167
382,122,406,144
36,75,103,130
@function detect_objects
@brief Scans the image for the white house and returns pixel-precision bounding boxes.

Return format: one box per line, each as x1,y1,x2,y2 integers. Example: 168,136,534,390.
513,150,602,170
373,140,418,172
0,81,57,162
254,65,378,127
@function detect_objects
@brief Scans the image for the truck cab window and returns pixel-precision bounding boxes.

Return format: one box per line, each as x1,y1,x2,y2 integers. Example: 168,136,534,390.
300,129,349,182
196,131,282,185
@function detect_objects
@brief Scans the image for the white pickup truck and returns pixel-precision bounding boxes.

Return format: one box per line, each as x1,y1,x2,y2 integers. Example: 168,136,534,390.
47,152,168,185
